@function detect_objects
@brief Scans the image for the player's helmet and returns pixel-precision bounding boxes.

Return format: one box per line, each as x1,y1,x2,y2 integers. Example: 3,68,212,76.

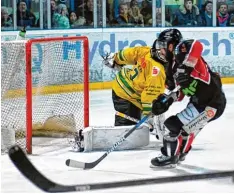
151,29,183,63
174,39,196,66
174,39,196,74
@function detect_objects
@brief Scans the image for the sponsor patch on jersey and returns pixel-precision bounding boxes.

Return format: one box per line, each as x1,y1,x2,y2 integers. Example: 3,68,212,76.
206,109,215,118
152,66,160,76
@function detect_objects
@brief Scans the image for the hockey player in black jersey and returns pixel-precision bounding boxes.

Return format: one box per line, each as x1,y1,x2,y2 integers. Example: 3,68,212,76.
151,39,226,167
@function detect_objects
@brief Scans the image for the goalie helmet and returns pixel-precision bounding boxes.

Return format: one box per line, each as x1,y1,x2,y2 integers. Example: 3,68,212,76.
151,29,183,64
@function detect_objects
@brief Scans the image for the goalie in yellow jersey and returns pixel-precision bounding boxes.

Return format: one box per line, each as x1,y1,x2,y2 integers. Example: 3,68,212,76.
102,29,183,140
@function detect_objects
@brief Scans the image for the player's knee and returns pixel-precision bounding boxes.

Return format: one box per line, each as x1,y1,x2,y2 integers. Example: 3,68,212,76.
164,115,183,135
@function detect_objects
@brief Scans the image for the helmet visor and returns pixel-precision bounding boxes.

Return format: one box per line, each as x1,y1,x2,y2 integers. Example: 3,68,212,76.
155,40,167,49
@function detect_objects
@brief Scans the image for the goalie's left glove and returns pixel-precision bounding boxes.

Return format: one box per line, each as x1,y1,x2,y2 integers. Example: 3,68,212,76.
102,53,122,71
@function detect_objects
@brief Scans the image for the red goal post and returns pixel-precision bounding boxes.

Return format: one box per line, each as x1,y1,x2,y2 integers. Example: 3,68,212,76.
1,36,89,154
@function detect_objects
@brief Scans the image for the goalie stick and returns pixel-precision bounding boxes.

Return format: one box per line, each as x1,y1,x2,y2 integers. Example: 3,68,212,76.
9,145,234,193
66,86,181,170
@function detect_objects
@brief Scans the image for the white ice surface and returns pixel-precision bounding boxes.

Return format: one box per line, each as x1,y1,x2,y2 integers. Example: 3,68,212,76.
1,85,234,193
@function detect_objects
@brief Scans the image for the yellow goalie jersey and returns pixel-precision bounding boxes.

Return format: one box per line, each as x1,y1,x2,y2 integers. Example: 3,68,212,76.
112,46,166,115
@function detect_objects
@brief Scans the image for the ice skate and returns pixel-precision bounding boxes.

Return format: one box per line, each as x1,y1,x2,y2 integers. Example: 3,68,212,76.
150,153,180,168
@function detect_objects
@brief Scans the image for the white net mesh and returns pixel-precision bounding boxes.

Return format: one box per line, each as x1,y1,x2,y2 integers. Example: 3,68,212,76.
1,41,27,153
1,37,89,154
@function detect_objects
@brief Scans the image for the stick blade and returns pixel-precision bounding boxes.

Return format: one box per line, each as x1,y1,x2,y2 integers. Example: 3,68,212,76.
8,145,64,192
65,159,86,169
65,159,96,170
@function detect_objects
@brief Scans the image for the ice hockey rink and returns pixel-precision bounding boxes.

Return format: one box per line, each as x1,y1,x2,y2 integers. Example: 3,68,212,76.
1,84,234,193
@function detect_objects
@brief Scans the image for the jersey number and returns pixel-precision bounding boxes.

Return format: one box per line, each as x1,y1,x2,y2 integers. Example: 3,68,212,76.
130,68,139,81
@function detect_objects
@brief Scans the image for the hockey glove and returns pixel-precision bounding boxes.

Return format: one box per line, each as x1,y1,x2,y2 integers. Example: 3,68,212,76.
175,71,192,89
102,53,122,71
152,94,175,115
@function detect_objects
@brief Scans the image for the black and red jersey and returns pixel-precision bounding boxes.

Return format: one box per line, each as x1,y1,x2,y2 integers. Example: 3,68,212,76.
166,39,226,109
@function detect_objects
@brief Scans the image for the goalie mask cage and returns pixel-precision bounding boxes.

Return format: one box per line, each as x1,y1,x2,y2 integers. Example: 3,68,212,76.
1,36,89,154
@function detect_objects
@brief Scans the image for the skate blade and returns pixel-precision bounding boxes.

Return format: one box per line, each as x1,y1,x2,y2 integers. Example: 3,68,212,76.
150,163,177,169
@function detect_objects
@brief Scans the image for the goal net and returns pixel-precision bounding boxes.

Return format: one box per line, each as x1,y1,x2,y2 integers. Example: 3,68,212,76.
1,36,89,154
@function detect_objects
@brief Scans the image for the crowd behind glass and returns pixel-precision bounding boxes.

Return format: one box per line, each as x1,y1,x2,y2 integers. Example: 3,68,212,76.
1,0,234,31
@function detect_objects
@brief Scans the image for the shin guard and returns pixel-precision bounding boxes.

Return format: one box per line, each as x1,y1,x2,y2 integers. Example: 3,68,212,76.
163,134,183,157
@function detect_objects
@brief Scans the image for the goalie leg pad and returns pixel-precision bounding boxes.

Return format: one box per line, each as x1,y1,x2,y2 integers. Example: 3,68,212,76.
82,125,150,152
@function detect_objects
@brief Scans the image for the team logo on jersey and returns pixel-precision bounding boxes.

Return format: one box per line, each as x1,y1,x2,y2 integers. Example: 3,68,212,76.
152,66,160,76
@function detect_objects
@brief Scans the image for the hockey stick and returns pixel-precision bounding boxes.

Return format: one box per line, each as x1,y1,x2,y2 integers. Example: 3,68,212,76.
115,111,159,136
66,112,152,169
9,145,234,193
66,86,181,169
115,111,151,128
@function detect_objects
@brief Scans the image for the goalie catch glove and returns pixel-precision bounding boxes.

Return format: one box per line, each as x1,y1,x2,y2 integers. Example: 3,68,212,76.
102,53,122,71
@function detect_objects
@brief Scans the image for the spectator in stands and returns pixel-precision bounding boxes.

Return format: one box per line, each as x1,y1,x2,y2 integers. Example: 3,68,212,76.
128,0,144,27
53,3,70,29
1,6,13,28
216,2,231,26
84,0,94,26
200,0,213,26
107,0,114,25
97,0,110,26
69,11,86,28
36,0,58,28
229,13,234,26
17,0,36,28
113,3,140,27
51,0,58,27
140,0,152,26
172,0,202,26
